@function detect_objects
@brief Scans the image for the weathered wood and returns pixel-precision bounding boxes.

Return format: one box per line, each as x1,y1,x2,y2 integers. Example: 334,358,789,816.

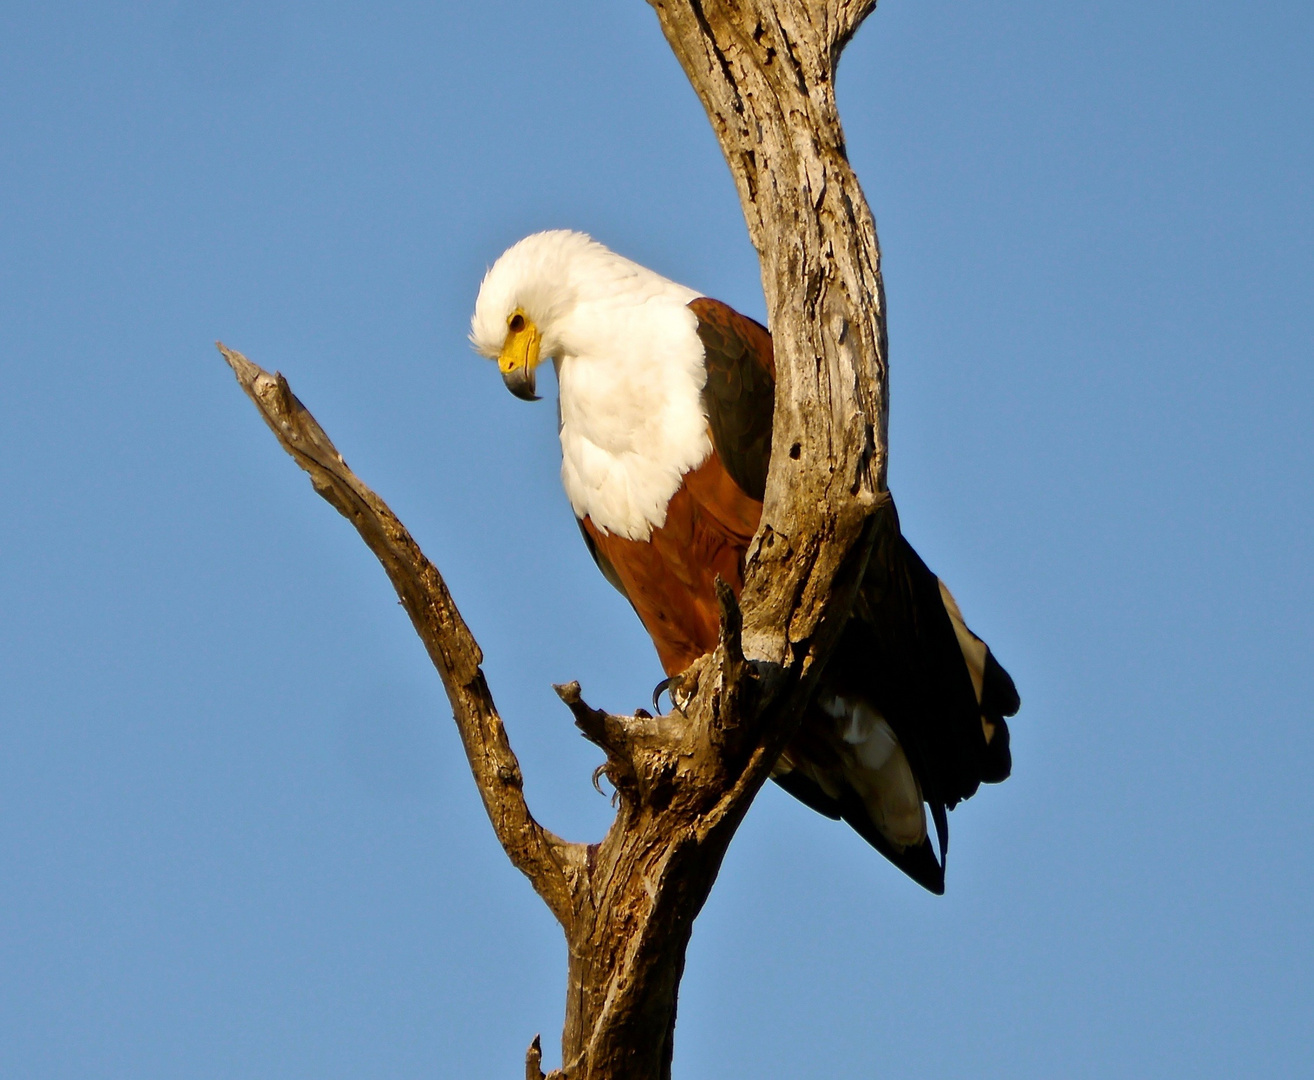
217,344,581,931
526,1034,546,1080
218,344,749,1075
649,0,888,672
220,2,890,1076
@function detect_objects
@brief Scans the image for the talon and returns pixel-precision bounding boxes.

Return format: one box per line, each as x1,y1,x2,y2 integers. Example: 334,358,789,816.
652,675,682,713
591,764,608,795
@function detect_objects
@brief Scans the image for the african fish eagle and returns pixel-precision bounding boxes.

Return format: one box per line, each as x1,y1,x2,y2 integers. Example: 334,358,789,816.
471,230,1018,894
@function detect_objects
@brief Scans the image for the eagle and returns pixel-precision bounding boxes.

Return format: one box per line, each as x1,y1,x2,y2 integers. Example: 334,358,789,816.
471,230,1018,894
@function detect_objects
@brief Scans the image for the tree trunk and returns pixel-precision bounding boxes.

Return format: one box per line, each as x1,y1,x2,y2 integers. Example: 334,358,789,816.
220,2,892,1077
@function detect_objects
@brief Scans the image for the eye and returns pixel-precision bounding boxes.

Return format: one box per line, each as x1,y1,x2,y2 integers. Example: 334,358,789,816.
508,313,526,333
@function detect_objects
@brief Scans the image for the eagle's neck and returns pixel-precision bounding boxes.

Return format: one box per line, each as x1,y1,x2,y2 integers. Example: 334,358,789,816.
552,281,710,541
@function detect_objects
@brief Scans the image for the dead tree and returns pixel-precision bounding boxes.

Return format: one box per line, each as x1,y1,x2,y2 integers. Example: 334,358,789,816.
221,2,887,1076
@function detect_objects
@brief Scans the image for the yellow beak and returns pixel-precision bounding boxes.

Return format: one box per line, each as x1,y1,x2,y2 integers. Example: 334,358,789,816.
498,314,543,401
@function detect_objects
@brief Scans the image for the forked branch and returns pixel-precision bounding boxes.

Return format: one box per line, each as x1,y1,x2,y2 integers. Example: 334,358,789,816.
217,343,580,929
220,341,764,1078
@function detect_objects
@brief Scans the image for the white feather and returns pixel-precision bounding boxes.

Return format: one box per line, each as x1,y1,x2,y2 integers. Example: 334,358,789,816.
472,231,710,540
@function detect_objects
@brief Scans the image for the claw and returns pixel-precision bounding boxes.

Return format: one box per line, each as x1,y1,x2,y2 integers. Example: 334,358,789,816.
652,675,682,713
591,765,621,807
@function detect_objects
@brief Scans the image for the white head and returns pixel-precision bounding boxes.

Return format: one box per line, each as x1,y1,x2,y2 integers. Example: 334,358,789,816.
471,230,703,397
471,231,617,399
469,230,710,538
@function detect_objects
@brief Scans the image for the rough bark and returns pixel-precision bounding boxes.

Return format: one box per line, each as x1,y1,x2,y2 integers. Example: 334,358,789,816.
650,0,888,672
220,2,889,1077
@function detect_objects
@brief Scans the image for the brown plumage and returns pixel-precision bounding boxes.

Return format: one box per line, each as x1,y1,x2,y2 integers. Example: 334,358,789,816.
578,298,1019,894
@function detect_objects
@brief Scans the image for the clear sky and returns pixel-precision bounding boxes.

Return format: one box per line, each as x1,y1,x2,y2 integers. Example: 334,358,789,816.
2,1,1311,1077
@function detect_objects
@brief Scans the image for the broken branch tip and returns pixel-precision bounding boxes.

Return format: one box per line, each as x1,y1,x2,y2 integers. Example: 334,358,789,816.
526,1034,545,1080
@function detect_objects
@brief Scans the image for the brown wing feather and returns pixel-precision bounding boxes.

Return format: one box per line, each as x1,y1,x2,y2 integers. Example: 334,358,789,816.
689,297,775,501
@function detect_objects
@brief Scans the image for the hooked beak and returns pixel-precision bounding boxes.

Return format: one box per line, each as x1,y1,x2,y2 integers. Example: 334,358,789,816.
498,312,543,402
502,364,539,401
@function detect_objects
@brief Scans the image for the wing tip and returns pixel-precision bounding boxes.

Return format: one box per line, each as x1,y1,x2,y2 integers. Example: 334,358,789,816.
838,792,947,895
772,772,947,893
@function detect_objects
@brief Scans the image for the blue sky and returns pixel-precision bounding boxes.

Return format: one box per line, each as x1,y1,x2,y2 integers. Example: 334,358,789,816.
1,1,1311,1076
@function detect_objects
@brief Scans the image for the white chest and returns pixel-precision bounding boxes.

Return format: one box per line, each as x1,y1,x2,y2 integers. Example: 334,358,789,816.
554,299,711,541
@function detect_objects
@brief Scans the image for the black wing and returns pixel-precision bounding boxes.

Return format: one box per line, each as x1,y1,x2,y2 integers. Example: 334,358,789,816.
832,499,1018,849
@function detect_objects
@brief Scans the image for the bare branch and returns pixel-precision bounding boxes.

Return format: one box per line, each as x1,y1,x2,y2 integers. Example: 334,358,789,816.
217,342,580,928
713,576,743,669
832,0,880,54
555,681,640,799
526,1034,545,1080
